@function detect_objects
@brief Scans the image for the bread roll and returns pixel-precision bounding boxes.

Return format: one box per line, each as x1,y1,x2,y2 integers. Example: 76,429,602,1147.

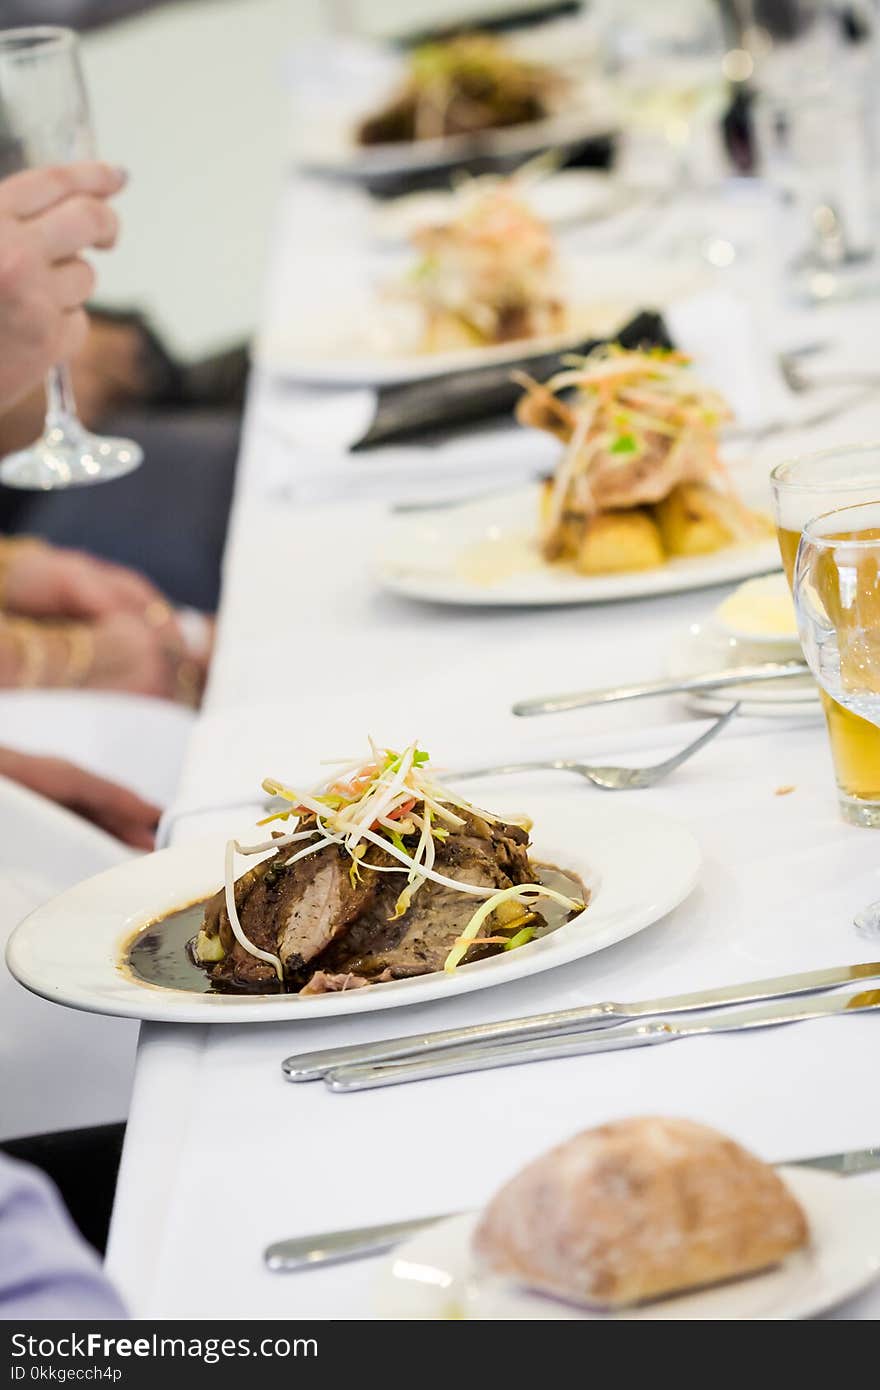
473,1116,808,1308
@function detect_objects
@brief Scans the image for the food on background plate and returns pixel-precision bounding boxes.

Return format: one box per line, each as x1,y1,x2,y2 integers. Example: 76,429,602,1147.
518,346,772,576
190,741,585,995
357,33,565,147
715,573,798,643
474,1116,809,1309
398,181,565,353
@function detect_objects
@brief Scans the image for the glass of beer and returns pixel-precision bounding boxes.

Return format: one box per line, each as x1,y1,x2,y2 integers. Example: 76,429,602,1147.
772,444,880,826
794,498,880,932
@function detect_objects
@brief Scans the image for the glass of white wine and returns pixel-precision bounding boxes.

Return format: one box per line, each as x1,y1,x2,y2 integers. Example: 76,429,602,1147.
794,499,880,935
0,26,142,489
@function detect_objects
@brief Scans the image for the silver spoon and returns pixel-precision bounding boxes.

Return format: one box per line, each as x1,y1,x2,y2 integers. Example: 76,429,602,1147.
451,704,739,791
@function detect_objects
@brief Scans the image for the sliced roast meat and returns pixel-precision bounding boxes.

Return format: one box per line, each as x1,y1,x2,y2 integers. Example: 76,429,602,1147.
263,849,379,973
202,810,540,994
299,968,394,996
309,811,538,981
201,856,272,956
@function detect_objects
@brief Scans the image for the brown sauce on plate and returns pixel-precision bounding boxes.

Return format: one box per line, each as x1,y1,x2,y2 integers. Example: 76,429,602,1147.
127,898,214,994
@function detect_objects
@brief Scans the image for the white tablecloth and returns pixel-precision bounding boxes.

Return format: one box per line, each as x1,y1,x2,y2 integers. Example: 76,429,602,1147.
107,716,880,1320
0,692,195,1140
105,165,880,1319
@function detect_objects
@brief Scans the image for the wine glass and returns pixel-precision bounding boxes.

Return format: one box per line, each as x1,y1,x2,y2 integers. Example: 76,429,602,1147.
0,26,142,490
742,0,877,295
794,499,880,935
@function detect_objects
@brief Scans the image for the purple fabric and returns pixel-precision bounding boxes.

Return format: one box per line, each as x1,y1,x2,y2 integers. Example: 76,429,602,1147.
0,1154,126,1319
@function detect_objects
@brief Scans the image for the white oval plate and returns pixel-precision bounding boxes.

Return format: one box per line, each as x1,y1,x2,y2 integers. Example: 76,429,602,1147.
666,619,820,720
254,258,703,387
6,795,699,1025
375,1168,880,1320
376,485,782,608
301,103,614,183
255,303,629,388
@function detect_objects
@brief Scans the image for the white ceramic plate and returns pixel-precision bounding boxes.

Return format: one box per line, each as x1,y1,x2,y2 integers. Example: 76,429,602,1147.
370,172,642,245
300,102,614,183
6,796,699,1025
666,619,819,720
374,1168,880,1320
254,257,702,386
255,304,628,387
376,485,782,608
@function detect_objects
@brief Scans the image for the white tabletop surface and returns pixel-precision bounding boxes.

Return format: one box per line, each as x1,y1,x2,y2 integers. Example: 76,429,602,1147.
104,164,880,1319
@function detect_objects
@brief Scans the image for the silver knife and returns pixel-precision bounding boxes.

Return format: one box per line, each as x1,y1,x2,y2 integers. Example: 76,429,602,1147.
264,1213,455,1272
512,661,809,717
323,987,880,1092
264,1145,880,1272
282,960,880,1082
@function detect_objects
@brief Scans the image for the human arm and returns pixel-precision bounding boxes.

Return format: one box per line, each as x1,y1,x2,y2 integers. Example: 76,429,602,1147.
0,1153,127,1319
0,745,161,849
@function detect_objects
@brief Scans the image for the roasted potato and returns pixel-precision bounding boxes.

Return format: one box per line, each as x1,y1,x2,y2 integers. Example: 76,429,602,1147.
575,508,665,575
421,310,486,354
653,483,735,557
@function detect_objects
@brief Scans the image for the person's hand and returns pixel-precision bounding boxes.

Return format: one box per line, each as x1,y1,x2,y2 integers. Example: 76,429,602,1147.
85,611,207,704
0,745,160,850
0,162,126,410
3,539,174,625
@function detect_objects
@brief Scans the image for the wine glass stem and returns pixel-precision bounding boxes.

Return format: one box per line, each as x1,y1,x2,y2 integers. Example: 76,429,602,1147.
45,363,83,445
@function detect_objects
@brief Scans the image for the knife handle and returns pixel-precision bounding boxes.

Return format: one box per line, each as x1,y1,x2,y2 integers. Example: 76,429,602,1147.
324,1020,676,1093
282,1002,625,1082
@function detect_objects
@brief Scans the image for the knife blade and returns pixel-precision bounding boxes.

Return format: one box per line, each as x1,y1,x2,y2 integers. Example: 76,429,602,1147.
323,987,880,1092
512,660,809,717
264,1146,880,1272
264,1213,455,1273
786,1146,880,1174
282,960,880,1082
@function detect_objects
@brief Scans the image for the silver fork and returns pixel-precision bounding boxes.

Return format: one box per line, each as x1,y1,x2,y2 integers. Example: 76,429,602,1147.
728,387,879,445
778,347,880,396
451,704,739,790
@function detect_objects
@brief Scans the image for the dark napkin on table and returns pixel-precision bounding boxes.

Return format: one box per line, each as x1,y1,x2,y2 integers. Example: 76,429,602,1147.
353,309,672,451
397,2,583,47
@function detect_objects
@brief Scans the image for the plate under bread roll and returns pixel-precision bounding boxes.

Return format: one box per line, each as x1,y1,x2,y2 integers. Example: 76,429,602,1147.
472,1117,809,1309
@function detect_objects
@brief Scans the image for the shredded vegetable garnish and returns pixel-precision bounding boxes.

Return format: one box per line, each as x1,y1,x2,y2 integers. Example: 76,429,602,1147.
442,881,580,972
221,741,584,978
402,179,563,347
224,841,284,982
515,345,763,559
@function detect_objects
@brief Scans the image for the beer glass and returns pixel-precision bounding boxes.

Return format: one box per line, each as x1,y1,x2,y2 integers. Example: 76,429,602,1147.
771,444,880,825
794,498,880,932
